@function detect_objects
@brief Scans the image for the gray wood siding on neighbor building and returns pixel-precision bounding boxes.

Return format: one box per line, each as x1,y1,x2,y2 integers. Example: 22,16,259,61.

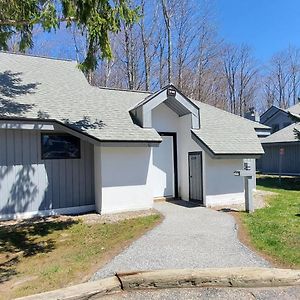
0,129,95,216
262,111,292,133
259,143,300,175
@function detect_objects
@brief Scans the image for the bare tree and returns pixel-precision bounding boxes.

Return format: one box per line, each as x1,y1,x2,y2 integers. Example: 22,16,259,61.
189,3,223,104
173,0,197,89
222,45,240,113
287,46,300,106
273,52,290,108
263,76,276,108
138,0,161,90
262,47,300,109
23,0,293,118
161,0,173,84
222,44,258,115
124,23,135,89
140,0,150,90
237,45,258,115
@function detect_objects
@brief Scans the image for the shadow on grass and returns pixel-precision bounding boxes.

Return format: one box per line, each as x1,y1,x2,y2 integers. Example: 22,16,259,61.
0,218,78,283
0,257,18,283
257,176,300,191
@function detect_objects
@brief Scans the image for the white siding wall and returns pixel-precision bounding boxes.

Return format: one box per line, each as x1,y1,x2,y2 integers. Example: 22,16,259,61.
150,104,179,198
151,104,201,200
178,113,206,201
205,157,244,206
0,129,95,219
151,136,175,197
151,103,179,131
96,146,153,214
150,103,245,206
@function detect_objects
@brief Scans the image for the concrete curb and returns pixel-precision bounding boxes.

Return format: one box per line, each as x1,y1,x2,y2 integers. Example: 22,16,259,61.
16,276,121,300
117,268,300,290
16,268,300,300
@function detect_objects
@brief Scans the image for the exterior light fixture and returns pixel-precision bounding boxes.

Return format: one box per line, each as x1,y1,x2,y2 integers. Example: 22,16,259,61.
167,87,176,97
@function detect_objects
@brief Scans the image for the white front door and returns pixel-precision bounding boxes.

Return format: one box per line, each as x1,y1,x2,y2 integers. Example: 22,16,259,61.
152,135,175,197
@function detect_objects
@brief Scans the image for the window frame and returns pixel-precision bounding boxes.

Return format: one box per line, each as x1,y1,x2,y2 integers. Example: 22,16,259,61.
41,132,81,160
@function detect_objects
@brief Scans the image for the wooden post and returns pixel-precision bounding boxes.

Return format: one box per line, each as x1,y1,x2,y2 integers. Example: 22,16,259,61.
279,148,284,186
244,176,254,213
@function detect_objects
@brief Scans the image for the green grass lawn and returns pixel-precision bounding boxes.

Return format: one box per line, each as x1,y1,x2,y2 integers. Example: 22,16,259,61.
0,213,161,299
240,175,300,268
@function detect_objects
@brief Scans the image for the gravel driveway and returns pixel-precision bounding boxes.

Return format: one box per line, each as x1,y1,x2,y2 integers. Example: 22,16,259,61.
92,200,269,280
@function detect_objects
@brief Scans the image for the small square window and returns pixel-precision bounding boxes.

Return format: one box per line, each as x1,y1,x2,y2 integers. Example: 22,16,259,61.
41,133,81,159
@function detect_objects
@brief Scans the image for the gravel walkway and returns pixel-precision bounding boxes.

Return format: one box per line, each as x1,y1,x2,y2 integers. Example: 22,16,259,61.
92,200,269,280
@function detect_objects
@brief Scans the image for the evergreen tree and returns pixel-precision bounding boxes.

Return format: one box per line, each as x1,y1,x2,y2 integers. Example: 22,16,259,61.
0,0,138,71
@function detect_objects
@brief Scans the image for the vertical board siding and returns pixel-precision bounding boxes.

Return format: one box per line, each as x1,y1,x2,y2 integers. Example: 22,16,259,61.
0,129,95,216
260,143,300,175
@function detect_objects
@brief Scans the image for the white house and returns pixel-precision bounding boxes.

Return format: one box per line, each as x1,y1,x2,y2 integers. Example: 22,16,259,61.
0,52,267,220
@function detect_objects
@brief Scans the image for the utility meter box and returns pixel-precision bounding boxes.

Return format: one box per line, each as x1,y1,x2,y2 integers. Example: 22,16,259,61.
234,170,252,177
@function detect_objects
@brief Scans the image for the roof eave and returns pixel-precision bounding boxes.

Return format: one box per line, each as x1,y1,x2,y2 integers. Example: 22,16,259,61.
191,131,264,159
0,116,162,145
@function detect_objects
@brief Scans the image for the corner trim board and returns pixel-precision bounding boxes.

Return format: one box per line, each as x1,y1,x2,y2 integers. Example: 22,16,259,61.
159,132,179,198
188,151,204,204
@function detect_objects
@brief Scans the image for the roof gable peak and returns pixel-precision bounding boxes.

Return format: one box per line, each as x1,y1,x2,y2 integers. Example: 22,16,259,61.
130,84,200,129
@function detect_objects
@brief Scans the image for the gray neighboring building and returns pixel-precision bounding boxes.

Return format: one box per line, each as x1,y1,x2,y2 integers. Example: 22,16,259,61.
260,104,300,133
257,104,300,176
259,124,300,175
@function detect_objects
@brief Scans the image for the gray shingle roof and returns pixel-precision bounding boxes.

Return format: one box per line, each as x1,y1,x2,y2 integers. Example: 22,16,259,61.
0,52,161,142
261,103,300,124
262,123,300,144
287,102,300,116
0,52,264,155
192,101,264,155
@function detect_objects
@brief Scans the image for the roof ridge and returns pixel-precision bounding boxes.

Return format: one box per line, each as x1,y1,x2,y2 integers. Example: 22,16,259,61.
0,51,75,63
262,122,300,143
97,86,152,94
192,99,270,129
287,102,300,108
260,105,283,118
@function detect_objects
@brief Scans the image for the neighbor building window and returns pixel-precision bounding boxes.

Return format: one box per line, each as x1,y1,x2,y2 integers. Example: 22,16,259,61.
41,133,80,159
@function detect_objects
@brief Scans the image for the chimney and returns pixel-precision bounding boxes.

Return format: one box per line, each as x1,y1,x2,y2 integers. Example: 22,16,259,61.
244,107,260,122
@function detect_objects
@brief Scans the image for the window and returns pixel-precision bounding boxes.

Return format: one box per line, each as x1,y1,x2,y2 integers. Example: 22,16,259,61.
283,122,291,128
41,133,80,159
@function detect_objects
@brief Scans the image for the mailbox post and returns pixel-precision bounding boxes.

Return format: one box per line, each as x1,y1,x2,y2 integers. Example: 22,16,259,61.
234,162,254,213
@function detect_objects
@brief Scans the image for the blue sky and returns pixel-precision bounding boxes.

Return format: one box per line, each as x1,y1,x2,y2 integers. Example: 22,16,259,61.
216,0,300,62
31,0,300,64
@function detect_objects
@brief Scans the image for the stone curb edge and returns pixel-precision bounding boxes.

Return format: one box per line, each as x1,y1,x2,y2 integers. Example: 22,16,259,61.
16,267,300,300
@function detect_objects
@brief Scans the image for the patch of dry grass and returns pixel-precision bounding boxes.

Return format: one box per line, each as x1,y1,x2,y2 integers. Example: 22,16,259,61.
0,214,161,299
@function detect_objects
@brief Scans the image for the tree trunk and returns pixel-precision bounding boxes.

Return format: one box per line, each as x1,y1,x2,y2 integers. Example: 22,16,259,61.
161,0,172,84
